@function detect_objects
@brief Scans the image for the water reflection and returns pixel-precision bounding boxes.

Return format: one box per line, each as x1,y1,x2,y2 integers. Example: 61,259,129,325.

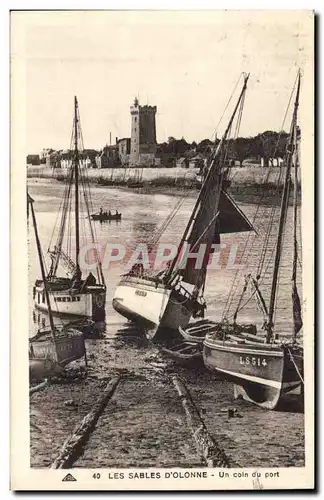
97,220,122,225
132,221,157,238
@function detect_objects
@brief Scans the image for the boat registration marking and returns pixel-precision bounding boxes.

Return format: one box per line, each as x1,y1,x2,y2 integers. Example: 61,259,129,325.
239,356,268,367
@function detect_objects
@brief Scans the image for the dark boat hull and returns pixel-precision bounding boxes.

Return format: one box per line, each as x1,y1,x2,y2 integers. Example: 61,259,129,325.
91,214,122,222
203,336,303,409
29,329,86,366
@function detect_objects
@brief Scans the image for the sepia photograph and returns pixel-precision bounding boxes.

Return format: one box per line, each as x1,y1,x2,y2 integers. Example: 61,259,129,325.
10,9,314,491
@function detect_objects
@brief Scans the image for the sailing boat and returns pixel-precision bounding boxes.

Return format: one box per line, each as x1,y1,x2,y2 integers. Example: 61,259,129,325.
113,74,254,336
203,72,304,410
33,97,106,321
28,193,86,381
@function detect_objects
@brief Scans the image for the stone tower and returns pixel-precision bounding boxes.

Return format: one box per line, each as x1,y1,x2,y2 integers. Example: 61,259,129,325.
129,97,157,166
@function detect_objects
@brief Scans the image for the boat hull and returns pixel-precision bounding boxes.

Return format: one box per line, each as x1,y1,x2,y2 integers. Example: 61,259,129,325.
30,332,86,366
29,328,85,366
203,336,303,409
112,276,192,334
29,358,63,382
161,341,203,365
29,327,86,381
34,282,106,321
179,320,222,344
91,214,122,222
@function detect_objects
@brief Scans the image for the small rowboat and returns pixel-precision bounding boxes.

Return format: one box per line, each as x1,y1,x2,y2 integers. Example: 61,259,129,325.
160,341,202,363
179,320,258,344
91,212,122,222
179,320,223,344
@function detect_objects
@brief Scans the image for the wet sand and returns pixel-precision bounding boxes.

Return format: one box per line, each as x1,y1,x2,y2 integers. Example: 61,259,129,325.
30,334,304,469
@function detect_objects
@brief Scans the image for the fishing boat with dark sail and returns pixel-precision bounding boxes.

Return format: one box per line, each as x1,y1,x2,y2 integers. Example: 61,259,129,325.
33,97,106,321
113,74,254,337
28,193,87,382
203,72,304,410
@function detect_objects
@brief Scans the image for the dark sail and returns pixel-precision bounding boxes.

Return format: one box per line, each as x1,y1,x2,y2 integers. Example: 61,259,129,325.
218,190,255,234
179,172,222,286
165,73,251,290
178,187,255,285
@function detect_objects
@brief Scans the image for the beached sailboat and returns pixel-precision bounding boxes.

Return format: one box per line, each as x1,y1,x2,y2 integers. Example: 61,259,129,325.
33,97,106,321
113,74,254,336
28,193,87,382
203,72,304,409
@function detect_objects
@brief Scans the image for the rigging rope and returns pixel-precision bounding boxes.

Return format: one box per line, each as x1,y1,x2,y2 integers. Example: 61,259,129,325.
222,72,301,325
80,166,105,284
181,73,249,294
287,347,304,384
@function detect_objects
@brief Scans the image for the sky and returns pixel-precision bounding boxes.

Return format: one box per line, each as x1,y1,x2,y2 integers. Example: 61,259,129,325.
11,10,313,154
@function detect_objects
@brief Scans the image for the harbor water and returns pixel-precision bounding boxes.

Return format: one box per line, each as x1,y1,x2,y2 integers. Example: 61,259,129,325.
28,178,304,468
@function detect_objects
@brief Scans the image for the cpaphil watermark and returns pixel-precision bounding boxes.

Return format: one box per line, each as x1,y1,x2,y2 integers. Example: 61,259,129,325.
78,241,244,272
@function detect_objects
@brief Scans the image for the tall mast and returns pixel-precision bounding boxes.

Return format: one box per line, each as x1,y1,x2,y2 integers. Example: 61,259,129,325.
266,72,301,343
165,73,249,281
292,107,302,341
28,194,57,353
74,96,80,271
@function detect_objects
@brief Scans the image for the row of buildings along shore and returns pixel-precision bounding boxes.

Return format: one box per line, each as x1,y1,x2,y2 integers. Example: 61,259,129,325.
27,97,288,169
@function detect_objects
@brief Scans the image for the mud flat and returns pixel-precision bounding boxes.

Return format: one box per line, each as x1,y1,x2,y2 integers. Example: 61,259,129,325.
30,337,304,469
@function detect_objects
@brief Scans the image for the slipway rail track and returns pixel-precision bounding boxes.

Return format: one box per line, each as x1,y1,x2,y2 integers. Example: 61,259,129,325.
49,371,234,469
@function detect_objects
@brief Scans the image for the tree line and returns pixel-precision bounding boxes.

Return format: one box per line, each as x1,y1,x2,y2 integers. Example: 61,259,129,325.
157,130,295,167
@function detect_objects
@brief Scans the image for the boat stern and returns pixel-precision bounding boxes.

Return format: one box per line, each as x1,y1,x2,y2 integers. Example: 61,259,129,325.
88,286,107,321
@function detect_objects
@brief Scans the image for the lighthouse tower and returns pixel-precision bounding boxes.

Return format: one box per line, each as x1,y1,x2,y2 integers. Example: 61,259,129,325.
129,97,157,166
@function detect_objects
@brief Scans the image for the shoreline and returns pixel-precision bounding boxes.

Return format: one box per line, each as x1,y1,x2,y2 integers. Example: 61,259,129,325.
27,168,301,205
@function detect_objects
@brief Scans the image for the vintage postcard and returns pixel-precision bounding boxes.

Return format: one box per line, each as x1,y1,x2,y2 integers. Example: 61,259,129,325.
10,10,314,491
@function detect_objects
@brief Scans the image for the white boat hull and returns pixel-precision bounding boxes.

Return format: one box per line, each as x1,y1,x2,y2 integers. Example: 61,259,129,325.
112,277,192,332
34,283,106,320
